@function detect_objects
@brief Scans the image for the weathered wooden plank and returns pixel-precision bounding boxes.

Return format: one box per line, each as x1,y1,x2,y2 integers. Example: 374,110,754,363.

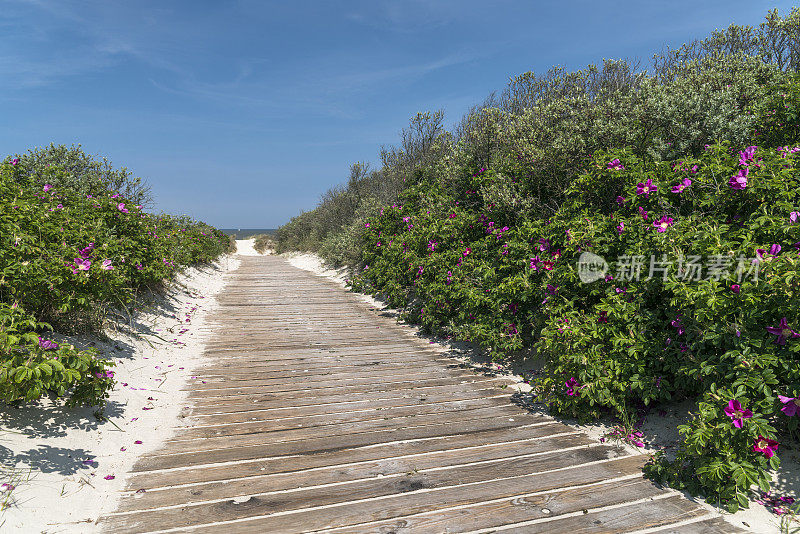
118,434,595,512
133,418,552,472
197,353,444,367
159,404,538,451
196,359,461,378
101,450,637,532
126,423,575,488
179,394,514,432
495,495,709,533
314,477,667,533
202,343,414,356
185,375,509,400
185,365,467,391
187,383,511,416
643,516,746,533
186,379,509,413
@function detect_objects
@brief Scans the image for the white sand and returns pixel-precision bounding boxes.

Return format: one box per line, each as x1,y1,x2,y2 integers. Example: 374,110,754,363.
234,238,259,256
235,237,273,256
285,252,790,533
0,255,240,532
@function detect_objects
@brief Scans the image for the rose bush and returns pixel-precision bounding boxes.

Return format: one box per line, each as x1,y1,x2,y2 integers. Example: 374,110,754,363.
0,156,229,406
344,74,800,509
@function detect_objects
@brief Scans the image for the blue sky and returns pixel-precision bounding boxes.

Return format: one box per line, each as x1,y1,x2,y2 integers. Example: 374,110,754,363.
1,1,794,227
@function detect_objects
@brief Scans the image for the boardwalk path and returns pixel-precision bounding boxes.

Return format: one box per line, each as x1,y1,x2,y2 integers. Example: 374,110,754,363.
100,256,737,533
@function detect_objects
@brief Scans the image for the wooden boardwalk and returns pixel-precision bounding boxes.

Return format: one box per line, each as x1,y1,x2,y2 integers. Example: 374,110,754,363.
100,256,739,533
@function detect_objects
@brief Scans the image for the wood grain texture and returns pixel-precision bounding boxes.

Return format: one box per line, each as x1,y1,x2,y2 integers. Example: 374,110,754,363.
99,256,741,533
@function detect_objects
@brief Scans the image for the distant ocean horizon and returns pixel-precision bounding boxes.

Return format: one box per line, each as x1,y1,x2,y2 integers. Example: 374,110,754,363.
219,228,277,239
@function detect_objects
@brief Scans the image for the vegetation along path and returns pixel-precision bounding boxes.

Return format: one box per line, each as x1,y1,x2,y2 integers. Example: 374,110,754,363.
99,256,739,533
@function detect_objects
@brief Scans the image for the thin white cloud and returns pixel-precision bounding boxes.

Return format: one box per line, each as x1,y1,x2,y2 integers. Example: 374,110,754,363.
1,0,494,122
0,0,190,89
345,0,465,34
318,52,480,93
145,49,482,121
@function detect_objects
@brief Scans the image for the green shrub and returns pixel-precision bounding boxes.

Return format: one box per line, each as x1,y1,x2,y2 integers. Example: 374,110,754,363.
1,160,228,330
4,143,152,206
0,303,114,407
253,234,275,254
352,140,799,510
0,155,229,407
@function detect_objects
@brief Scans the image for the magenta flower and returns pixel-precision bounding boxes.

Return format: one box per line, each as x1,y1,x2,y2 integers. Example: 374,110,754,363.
670,317,685,335
463,248,471,256
638,207,648,220
724,399,753,428
607,159,625,170
104,475,116,480
565,377,580,396
616,222,624,235
73,258,91,272
756,491,795,515
10,157,19,165
101,259,114,271
653,216,674,232
615,196,626,206
135,263,144,270
117,203,129,213
728,168,749,190
636,179,657,197
598,311,609,323
739,145,758,165
671,178,692,193
778,395,800,417
753,436,779,458
38,338,59,350
790,212,799,224
766,317,799,345
79,243,94,259
43,184,53,192
731,284,740,293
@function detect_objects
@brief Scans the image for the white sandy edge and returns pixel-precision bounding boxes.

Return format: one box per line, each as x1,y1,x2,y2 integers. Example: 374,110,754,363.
284,251,787,534
234,238,259,256
0,253,241,532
